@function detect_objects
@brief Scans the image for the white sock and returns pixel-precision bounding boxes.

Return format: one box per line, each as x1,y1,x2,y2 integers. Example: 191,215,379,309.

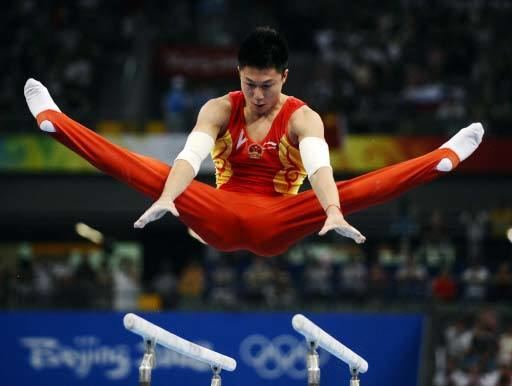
439,123,484,161
24,78,61,117
436,158,453,172
436,122,485,171
24,78,61,133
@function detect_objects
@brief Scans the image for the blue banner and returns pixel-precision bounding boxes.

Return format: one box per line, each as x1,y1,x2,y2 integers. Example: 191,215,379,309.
1,312,423,386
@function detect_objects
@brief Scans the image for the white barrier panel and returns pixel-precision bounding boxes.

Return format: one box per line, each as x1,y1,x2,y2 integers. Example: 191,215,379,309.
292,314,368,373
123,313,237,371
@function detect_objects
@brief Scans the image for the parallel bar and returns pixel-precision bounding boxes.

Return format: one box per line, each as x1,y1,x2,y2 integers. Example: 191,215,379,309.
292,314,368,373
124,313,237,371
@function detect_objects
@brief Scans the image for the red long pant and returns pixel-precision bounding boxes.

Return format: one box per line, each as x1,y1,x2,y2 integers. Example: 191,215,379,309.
36,110,460,256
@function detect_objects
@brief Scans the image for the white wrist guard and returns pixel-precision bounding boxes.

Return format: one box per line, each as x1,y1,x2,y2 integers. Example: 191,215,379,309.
175,131,215,176
299,137,332,178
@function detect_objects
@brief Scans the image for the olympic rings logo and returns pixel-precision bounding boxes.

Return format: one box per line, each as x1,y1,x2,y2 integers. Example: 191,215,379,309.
239,334,330,379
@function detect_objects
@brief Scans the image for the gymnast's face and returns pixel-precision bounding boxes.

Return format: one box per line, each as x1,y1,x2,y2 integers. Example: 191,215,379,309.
239,66,288,116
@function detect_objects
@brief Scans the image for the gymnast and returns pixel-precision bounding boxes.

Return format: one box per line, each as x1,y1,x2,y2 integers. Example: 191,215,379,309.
24,27,484,256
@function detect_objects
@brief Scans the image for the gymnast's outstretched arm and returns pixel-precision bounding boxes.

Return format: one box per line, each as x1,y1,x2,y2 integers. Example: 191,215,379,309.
134,97,231,228
290,106,366,244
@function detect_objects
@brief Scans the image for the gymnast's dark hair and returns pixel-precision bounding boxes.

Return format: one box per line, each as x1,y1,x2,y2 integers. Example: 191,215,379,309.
238,27,289,72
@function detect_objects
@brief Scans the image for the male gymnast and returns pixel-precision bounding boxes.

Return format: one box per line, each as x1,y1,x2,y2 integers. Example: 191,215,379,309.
24,27,484,256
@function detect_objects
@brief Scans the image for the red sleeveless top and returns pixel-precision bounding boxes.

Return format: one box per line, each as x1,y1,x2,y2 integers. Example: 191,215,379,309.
212,91,307,196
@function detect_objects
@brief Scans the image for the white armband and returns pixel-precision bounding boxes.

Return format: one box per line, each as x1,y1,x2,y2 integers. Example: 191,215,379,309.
175,131,215,176
299,137,332,178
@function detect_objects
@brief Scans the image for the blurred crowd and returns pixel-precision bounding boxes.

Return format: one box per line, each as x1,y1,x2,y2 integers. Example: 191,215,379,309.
2,0,512,134
1,0,138,127
1,246,142,311
435,308,512,386
157,0,512,136
2,202,510,311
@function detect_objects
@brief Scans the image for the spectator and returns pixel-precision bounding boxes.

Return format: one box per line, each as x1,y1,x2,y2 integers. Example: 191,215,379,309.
273,264,297,308
444,317,473,359
338,254,368,301
395,254,428,299
71,253,98,309
33,260,55,307
490,262,512,302
152,260,178,309
389,199,420,243
416,210,456,274
432,265,458,302
460,209,489,260
461,258,490,301
96,257,113,310
13,254,35,308
498,324,512,366
178,260,206,307
242,256,275,306
302,257,333,302
489,202,512,239
207,256,238,308
415,235,456,276
112,256,141,311
367,261,391,301
162,75,189,132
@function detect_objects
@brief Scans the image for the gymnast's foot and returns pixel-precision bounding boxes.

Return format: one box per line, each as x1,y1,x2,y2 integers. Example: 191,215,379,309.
436,122,484,171
24,78,61,133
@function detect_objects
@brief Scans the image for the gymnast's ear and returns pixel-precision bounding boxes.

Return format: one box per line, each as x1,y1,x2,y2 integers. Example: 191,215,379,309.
281,68,289,84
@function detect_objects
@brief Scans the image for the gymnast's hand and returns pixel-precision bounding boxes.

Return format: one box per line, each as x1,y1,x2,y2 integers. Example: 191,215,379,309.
318,206,366,244
134,198,179,229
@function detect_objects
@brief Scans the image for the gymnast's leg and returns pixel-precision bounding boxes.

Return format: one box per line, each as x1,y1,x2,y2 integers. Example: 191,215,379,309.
260,123,484,254
23,79,241,250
